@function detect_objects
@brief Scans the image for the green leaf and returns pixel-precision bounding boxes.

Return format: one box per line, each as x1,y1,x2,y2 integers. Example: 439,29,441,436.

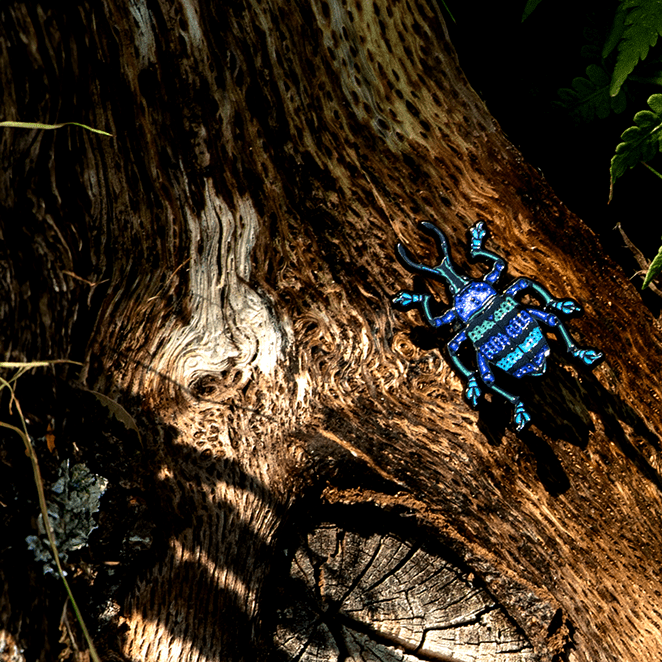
522,0,544,21
610,93,662,193
0,120,112,136
643,242,662,288
603,2,628,58
558,64,627,122
610,0,662,97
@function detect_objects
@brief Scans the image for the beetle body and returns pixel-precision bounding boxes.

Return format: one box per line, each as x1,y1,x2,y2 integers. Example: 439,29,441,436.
465,293,549,379
393,221,603,430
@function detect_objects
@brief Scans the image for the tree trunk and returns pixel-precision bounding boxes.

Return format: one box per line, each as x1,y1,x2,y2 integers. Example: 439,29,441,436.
2,2,662,661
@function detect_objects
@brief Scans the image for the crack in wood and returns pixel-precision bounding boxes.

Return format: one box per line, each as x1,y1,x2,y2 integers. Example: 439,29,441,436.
272,522,538,660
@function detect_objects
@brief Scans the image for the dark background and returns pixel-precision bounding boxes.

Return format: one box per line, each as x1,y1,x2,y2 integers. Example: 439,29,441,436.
448,0,662,313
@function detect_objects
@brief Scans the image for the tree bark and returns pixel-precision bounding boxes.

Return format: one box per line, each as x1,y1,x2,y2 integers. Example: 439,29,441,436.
1,2,662,661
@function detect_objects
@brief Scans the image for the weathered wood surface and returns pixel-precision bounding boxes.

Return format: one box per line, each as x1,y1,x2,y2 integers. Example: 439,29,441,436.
271,517,537,661
1,1,662,661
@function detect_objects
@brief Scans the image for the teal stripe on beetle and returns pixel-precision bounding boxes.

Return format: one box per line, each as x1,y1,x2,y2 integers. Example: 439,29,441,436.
494,297,518,322
468,318,496,343
469,298,519,344
496,327,545,371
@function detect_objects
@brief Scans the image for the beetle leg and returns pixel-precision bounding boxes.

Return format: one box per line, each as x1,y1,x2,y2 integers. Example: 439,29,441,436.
570,347,604,365
469,221,506,285
513,401,532,431
547,299,582,315
448,330,481,407
392,290,421,309
506,278,604,367
525,307,604,366
476,351,495,385
393,292,459,328
420,295,458,328
505,277,581,314
526,307,559,327
485,383,531,431
451,331,531,428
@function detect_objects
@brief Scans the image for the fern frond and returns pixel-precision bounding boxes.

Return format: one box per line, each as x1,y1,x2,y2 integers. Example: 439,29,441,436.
603,2,628,58
643,242,662,289
558,64,627,122
610,0,662,97
522,0,544,22
610,94,662,196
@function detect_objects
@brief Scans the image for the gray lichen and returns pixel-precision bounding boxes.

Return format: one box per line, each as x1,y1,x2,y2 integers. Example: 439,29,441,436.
26,460,108,574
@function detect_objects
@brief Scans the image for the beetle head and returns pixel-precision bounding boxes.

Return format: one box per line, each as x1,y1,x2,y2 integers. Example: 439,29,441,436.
454,281,496,322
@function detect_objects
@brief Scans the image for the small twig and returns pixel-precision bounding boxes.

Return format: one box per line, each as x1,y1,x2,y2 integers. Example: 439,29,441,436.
146,257,191,302
62,271,110,307
62,271,109,289
615,223,662,299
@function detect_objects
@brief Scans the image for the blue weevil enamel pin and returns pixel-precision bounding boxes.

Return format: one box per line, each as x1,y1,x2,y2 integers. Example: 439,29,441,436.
393,221,603,430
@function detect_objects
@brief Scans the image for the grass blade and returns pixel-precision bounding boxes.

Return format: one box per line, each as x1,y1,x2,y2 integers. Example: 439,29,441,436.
0,120,112,137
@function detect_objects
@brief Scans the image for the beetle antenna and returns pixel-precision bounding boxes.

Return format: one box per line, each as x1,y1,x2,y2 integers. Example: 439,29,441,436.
396,242,444,279
396,224,469,294
419,222,469,294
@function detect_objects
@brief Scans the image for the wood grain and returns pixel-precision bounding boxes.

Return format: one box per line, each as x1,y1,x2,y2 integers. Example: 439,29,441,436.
1,1,662,661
